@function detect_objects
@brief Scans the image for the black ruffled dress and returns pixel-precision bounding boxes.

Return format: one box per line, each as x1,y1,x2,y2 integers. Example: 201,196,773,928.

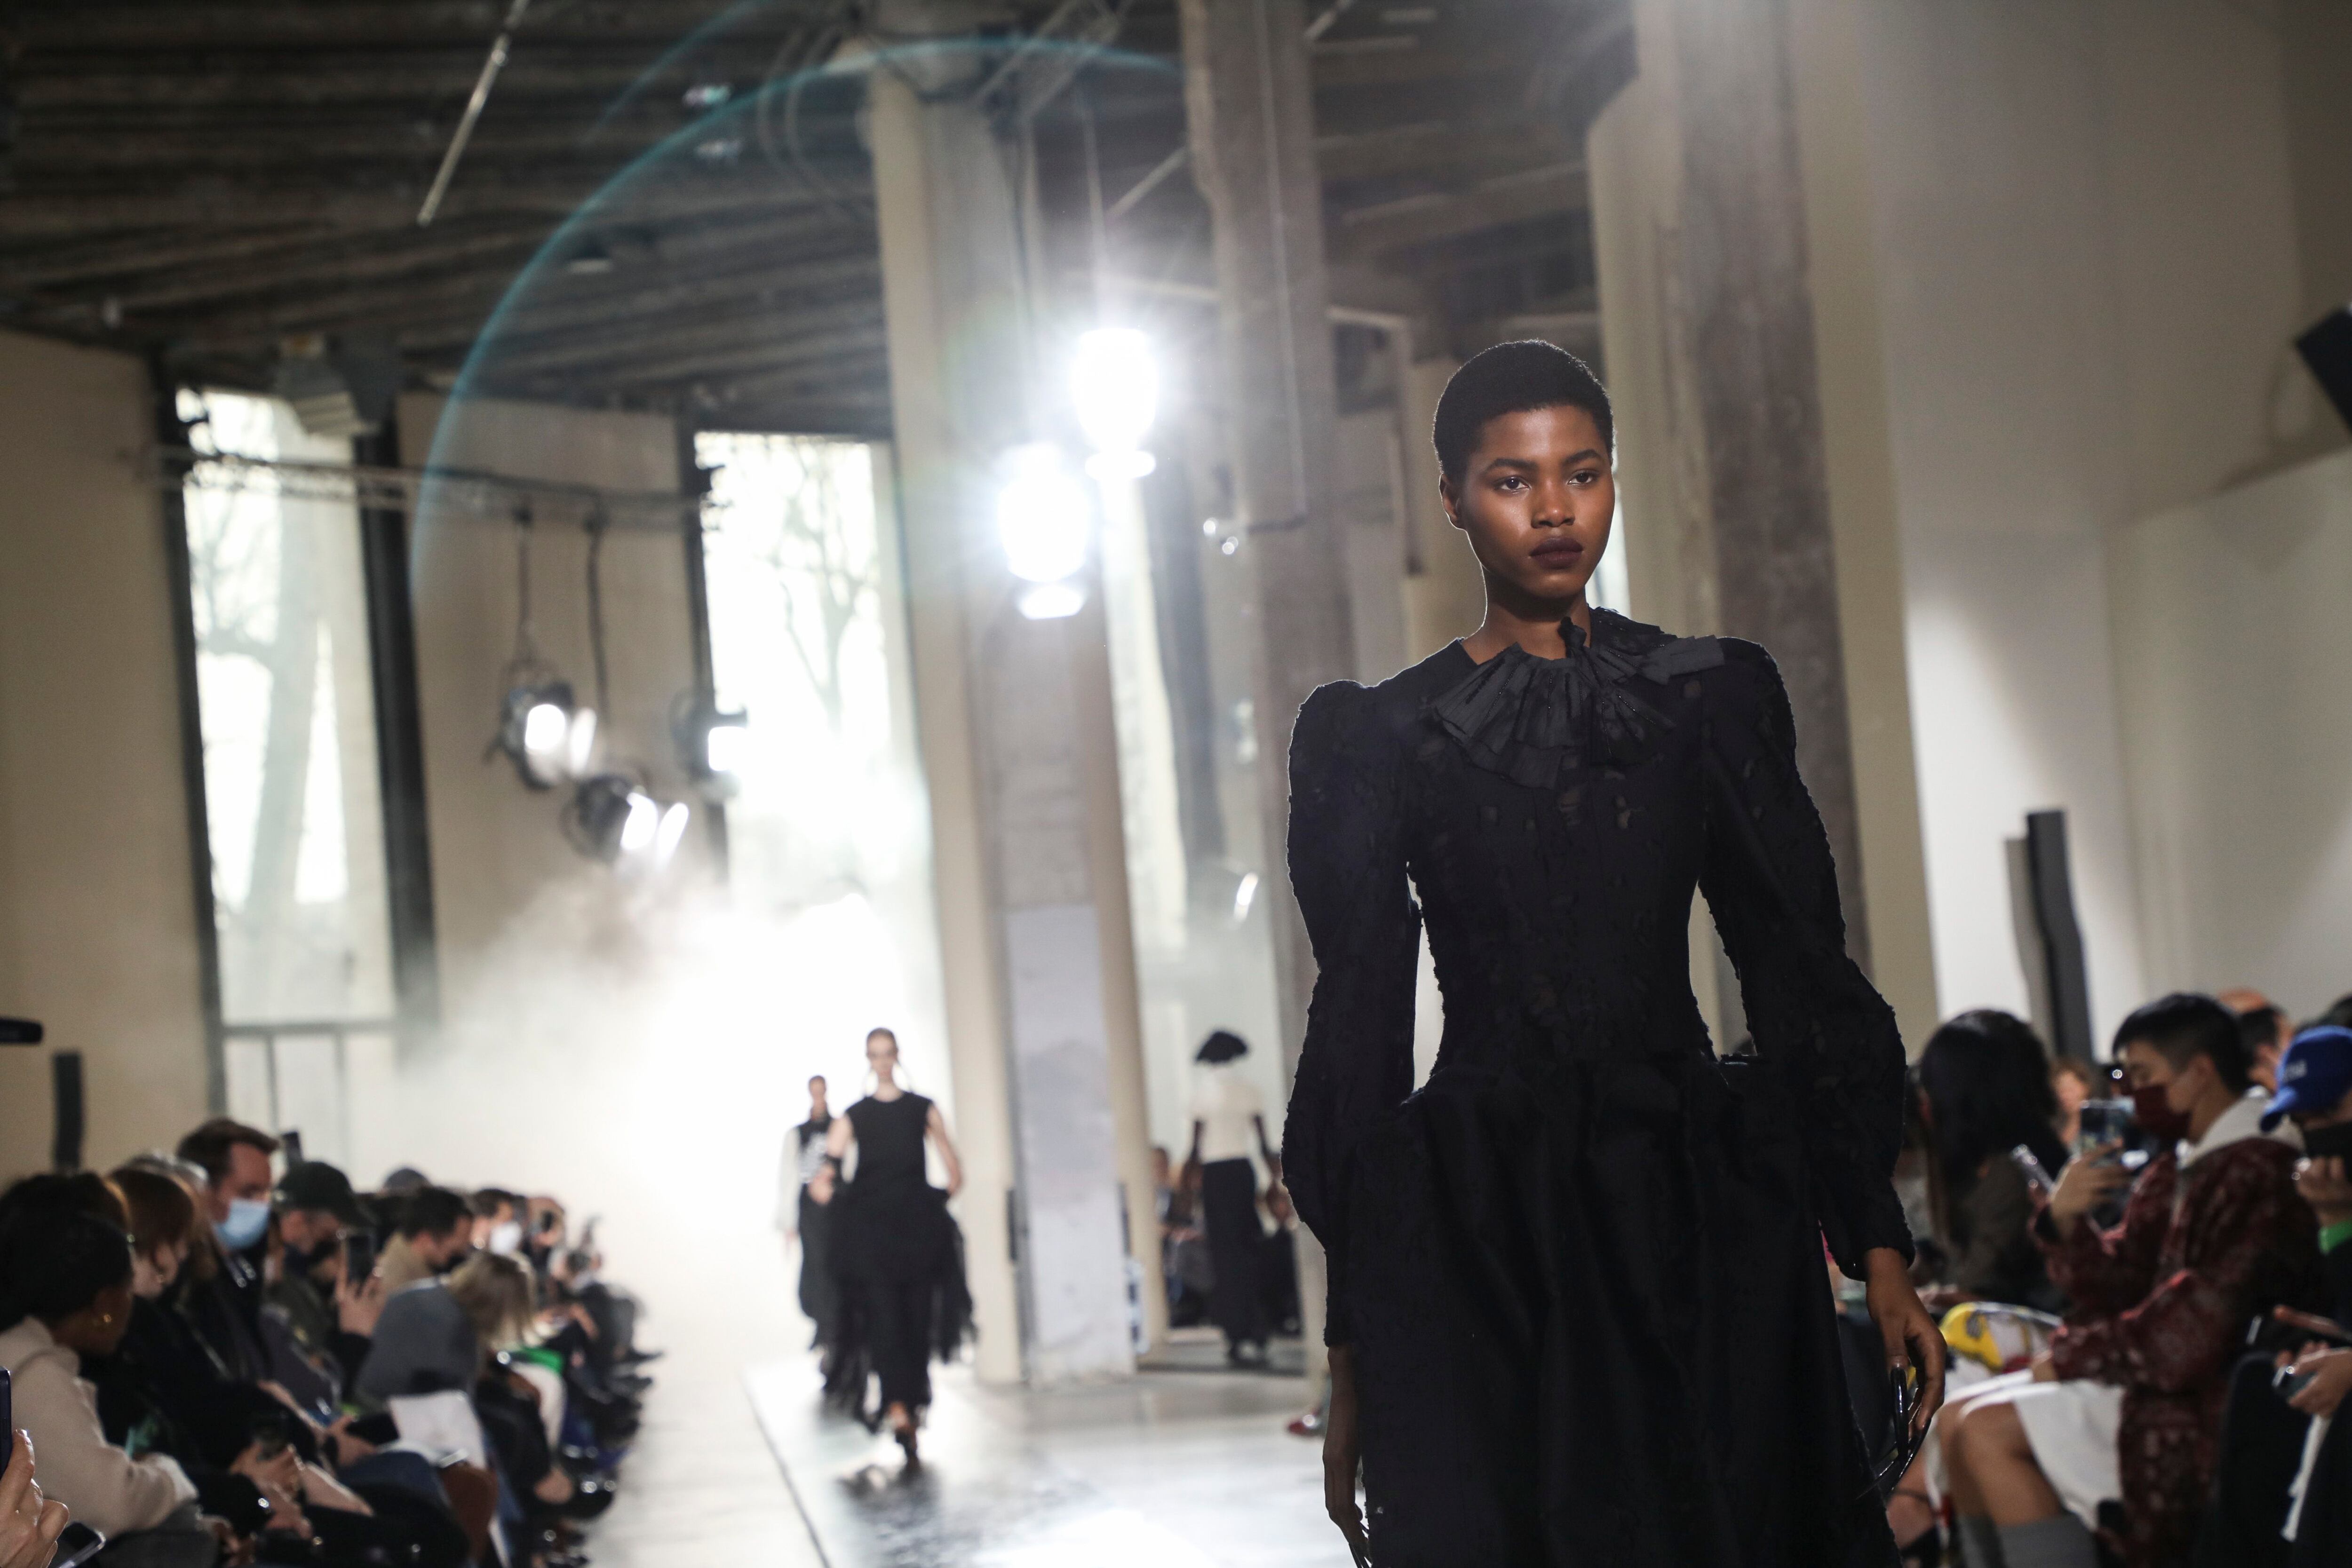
1284,610,1909,1567
821,1093,973,1425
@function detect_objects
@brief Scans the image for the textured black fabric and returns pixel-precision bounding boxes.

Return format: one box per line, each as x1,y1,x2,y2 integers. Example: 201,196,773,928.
1283,610,1909,1567
823,1093,973,1424
1200,1157,1269,1350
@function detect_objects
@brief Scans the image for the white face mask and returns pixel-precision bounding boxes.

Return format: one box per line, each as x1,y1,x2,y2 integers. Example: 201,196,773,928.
486,1220,524,1256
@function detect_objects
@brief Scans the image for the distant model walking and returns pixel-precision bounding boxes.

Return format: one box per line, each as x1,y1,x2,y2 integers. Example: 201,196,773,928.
781,1074,837,1348
1188,1030,1280,1364
820,1028,972,1463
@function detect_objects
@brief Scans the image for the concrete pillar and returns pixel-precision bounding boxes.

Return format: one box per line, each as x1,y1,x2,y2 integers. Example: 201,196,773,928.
867,50,1155,1383
1176,0,1357,1062
1398,354,1482,661
1586,0,1939,1044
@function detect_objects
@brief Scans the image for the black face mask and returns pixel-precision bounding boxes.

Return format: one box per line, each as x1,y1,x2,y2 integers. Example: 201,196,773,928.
2302,1122,2352,1161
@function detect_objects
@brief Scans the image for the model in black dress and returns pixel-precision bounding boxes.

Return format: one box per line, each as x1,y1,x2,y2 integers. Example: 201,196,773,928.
819,1027,972,1461
1285,343,1943,1566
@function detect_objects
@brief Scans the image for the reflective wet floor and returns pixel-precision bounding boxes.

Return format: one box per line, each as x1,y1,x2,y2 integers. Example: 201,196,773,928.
743,1346,1352,1568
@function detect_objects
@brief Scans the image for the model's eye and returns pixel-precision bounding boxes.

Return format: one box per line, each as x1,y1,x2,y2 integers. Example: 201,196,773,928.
1569,467,1602,486
1494,475,1529,492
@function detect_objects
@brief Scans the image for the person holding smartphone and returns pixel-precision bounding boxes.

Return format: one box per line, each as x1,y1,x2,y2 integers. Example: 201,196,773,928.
1,1421,74,1568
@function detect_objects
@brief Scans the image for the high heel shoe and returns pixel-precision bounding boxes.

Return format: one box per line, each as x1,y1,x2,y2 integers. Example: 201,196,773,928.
888,1406,920,1466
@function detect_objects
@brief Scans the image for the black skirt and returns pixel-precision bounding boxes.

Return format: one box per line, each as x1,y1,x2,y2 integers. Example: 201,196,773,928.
1344,1053,1894,1568
1200,1157,1269,1350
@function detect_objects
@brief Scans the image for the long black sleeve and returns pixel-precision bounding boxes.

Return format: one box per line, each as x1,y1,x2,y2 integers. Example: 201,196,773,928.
1281,681,1421,1344
1699,641,1913,1275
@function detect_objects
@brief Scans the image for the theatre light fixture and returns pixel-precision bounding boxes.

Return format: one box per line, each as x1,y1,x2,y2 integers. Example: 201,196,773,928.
562,772,692,870
1072,328,1158,479
671,691,750,798
995,442,1092,619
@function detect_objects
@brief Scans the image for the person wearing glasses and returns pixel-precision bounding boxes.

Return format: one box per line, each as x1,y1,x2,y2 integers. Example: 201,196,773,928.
1283,341,1943,1567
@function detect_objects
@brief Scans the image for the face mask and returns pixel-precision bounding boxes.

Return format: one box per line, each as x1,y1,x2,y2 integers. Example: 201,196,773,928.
2131,1082,2193,1143
486,1220,524,1257
217,1197,270,1251
2302,1122,2352,1162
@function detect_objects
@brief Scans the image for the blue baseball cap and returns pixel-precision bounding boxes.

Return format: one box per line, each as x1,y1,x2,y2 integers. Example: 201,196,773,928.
2262,1026,2352,1129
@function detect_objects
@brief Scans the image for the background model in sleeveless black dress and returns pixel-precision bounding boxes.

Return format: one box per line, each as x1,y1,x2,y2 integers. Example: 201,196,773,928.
822,1093,971,1423
1284,610,1909,1568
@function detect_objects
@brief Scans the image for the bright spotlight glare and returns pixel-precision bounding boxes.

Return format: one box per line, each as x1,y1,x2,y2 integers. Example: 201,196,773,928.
1073,328,1157,456
1232,870,1260,924
1085,450,1157,481
566,709,599,776
996,443,1091,584
619,790,660,855
1017,582,1087,620
653,801,692,866
522,701,569,756
705,720,748,776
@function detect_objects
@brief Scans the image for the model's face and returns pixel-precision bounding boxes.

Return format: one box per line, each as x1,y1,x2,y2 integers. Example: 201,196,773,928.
809,1077,828,1109
1441,405,1615,610
867,1035,897,1075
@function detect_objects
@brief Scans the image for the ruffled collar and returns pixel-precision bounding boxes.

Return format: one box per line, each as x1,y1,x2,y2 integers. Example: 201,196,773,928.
1432,609,1723,786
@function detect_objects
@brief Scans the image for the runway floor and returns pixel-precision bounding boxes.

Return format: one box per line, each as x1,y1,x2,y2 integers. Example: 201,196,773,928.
592,1314,1350,1567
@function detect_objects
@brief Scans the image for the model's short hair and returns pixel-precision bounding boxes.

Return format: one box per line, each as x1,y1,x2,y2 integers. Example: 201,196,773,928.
395,1184,474,1240
175,1117,279,1186
2115,992,2252,1093
866,1027,897,1045
1432,340,1613,483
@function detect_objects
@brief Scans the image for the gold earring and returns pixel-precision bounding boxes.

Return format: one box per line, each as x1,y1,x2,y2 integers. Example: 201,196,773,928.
98,1311,114,1325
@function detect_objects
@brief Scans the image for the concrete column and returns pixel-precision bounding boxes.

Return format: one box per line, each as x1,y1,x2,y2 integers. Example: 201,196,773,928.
867,53,1151,1384
1176,0,1357,1062
1586,0,1939,1043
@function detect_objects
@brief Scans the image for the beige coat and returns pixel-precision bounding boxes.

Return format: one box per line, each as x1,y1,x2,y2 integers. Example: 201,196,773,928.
376,1232,434,1294
0,1317,195,1537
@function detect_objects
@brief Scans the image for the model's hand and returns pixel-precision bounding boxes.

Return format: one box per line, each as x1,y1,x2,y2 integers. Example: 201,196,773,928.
0,1434,69,1568
1864,1249,1946,1438
1323,1346,1370,1567
2047,1144,2131,1235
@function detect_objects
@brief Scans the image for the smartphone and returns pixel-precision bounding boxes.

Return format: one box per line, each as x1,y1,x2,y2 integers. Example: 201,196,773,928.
53,1523,105,1568
343,1230,378,1284
280,1129,306,1169
2010,1144,2056,1198
2276,1362,2320,1401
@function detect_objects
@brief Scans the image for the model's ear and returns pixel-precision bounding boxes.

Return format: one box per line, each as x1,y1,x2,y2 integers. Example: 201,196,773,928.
1438,474,1464,532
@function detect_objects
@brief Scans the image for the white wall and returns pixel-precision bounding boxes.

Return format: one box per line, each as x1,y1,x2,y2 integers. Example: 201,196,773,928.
1835,0,2308,1042
0,330,210,1178
2110,446,2352,1019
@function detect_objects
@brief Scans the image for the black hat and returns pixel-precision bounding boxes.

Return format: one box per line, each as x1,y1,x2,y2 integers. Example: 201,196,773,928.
276,1160,367,1226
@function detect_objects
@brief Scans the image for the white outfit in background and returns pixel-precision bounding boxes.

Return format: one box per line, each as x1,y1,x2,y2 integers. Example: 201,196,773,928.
0,1317,196,1537
1191,1063,1265,1164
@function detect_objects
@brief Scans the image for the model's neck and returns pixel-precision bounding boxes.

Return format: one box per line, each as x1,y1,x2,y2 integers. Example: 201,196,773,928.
1462,585,1591,664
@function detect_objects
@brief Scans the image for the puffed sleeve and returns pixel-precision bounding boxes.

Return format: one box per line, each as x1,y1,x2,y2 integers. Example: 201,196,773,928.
1699,642,1912,1275
1281,681,1421,1344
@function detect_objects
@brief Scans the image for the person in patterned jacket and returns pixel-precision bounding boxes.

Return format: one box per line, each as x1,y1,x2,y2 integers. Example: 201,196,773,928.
1938,993,2318,1568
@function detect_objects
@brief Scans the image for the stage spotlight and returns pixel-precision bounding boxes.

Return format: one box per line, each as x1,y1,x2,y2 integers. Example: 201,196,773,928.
670,692,749,797
618,790,660,856
653,801,692,867
495,679,587,790
1073,328,1158,461
997,443,1092,588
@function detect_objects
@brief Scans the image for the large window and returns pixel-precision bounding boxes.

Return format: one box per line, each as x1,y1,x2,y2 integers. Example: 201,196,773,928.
694,432,952,1097
180,390,398,1155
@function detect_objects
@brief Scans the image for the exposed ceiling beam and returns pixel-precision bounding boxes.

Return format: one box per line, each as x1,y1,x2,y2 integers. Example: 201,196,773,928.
12,2,827,50
1330,159,1588,259
1314,121,1575,185
470,306,882,379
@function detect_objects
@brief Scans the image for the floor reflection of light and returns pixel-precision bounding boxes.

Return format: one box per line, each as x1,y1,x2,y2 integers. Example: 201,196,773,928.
971,1506,1219,1568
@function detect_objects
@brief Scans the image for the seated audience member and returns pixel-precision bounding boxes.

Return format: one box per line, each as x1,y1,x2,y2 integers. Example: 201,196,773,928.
170,1118,279,1387
1916,1009,2074,1312
0,1420,70,1568
0,1203,219,1563
266,1160,381,1398
2051,1054,2099,1156
1939,993,2317,1568
2197,1024,2352,1566
378,1184,474,1292
2225,992,2295,1098
471,1189,526,1258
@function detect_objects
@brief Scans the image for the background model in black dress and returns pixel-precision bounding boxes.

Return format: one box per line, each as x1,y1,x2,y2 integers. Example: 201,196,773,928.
1284,609,1911,1567
822,1090,971,1432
